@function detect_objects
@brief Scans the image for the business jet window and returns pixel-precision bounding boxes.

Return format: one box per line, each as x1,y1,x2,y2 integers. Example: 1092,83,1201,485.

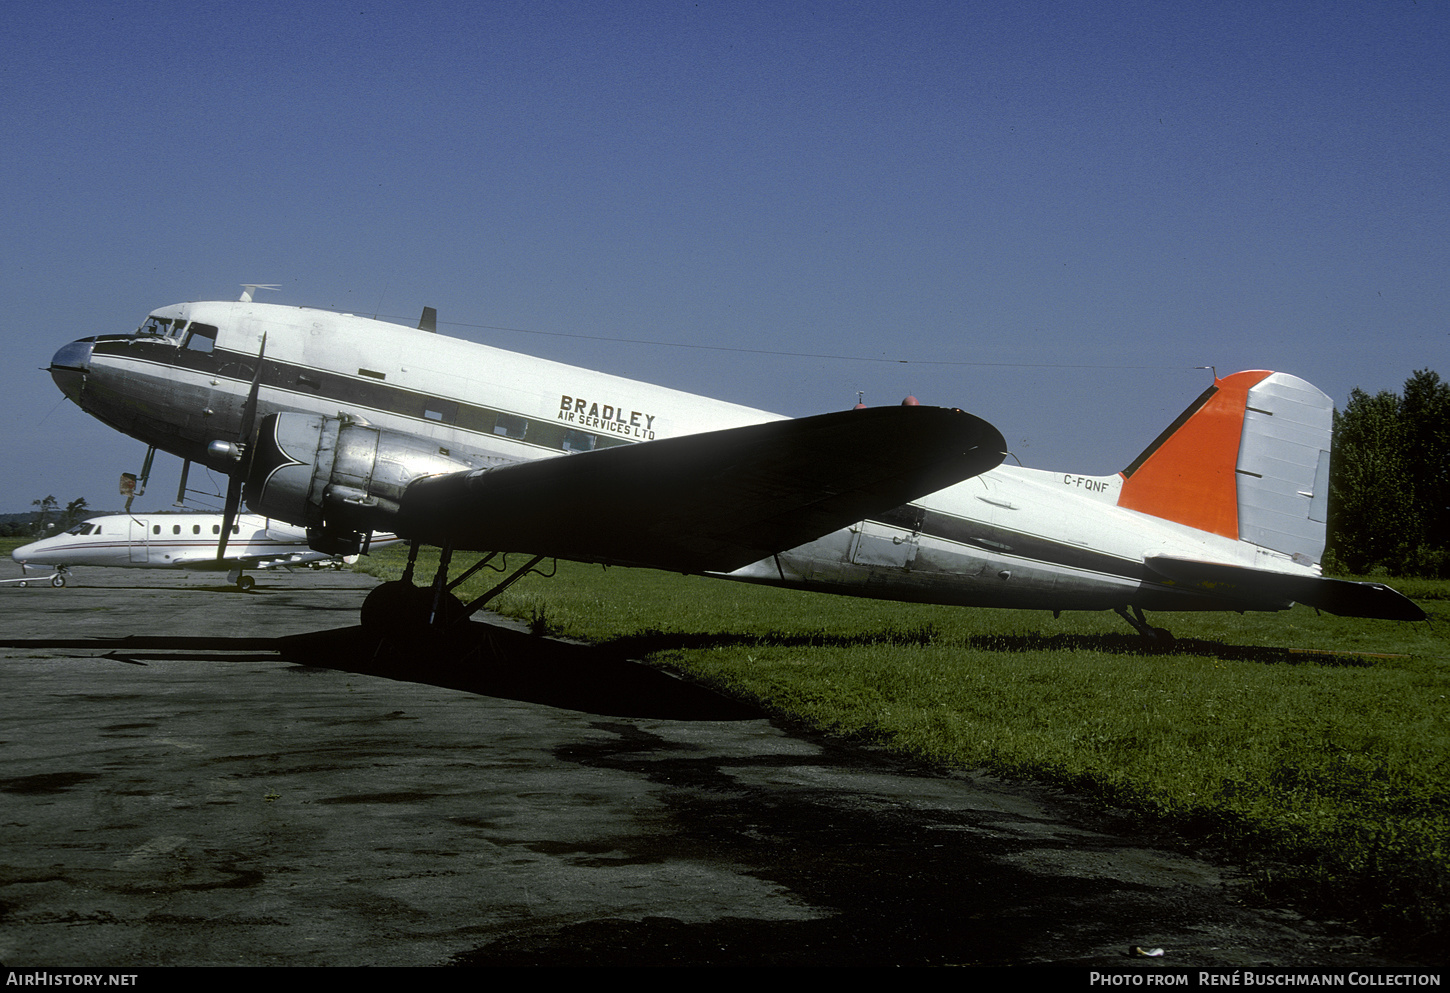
193,525,201,534
182,323,218,353
67,523,95,535
173,525,182,535
212,525,220,534
153,525,161,534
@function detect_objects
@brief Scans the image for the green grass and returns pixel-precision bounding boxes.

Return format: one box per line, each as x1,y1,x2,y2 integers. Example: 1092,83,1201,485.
355,545,1449,953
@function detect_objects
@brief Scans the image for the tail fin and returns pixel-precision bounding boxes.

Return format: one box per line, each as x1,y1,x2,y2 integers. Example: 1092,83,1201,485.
1119,371,1332,564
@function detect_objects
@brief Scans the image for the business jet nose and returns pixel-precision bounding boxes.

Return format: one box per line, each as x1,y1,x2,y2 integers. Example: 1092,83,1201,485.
49,339,93,401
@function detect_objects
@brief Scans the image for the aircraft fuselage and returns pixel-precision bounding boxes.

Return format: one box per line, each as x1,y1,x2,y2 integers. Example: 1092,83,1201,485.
11,512,348,571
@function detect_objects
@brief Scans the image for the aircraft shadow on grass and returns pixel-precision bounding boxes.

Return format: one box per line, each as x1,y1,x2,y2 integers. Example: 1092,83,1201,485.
596,628,1383,667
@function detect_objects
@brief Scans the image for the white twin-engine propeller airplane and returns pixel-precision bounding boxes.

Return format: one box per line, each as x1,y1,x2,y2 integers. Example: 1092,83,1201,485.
10,513,396,590
45,288,1423,639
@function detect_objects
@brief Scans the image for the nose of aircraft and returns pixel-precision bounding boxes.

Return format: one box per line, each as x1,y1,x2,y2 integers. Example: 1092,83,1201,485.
49,339,93,401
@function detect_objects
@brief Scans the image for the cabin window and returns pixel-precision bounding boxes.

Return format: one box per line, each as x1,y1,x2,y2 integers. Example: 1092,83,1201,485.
183,323,218,353
212,525,220,534
562,429,596,453
424,400,457,424
153,525,161,535
493,412,528,440
193,525,201,534
173,525,182,535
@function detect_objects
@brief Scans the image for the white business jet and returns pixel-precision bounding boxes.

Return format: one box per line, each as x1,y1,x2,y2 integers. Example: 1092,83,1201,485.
11,513,393,590
42,287,1422,638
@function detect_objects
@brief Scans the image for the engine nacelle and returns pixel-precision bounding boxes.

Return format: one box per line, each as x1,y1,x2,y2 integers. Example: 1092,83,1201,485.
242,412,479,546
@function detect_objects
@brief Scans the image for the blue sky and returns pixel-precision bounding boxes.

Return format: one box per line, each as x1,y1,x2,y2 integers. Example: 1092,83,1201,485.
4,0,1446,514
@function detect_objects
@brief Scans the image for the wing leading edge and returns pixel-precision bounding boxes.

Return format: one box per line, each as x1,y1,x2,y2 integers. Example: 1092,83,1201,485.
397,405,1006,573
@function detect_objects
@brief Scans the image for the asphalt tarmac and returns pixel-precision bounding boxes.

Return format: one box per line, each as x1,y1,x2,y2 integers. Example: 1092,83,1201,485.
0,563,1400,968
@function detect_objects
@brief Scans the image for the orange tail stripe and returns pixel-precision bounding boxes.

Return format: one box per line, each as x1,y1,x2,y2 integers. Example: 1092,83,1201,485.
1117,370,1273,538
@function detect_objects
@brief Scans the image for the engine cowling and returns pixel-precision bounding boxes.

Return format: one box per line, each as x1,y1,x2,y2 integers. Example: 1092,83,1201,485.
242,412,478,549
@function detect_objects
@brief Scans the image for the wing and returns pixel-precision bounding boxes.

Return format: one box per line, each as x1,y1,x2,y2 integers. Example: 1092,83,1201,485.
398,405,1005,572
162,548,233,567
164,548,316,568
1145,556,1426,621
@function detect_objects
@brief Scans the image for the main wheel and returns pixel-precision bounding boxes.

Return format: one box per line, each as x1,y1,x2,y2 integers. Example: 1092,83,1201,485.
361,582,464,638
362,581,431,637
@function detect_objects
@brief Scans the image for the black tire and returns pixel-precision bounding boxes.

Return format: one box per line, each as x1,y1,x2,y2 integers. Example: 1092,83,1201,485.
361,582,442,637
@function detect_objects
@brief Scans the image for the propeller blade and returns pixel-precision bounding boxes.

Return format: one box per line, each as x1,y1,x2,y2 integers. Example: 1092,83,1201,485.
218,333,267,562
238,332,267,442
217,476,243,560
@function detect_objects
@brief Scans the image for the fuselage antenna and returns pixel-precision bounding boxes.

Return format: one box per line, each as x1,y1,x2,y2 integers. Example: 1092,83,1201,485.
240,284,281,303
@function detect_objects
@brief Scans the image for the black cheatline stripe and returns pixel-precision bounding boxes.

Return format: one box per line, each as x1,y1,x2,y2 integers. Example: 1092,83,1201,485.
91,341,639,456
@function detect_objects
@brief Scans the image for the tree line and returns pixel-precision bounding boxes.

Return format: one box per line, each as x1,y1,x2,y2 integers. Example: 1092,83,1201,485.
1327,368,1449,578
0,496,89,538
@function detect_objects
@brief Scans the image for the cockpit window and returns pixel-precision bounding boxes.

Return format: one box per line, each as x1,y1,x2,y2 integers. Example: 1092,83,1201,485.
182,323,218,353
66,523,95,535
137,316,187,339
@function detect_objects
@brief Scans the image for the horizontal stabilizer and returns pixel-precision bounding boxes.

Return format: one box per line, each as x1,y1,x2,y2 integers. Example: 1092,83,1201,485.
1145,556,1426,621
398,405,1005,573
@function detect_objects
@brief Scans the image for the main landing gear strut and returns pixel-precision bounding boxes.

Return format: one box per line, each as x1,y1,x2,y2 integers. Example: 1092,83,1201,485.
1115,606,1176,648
360,541,551,638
